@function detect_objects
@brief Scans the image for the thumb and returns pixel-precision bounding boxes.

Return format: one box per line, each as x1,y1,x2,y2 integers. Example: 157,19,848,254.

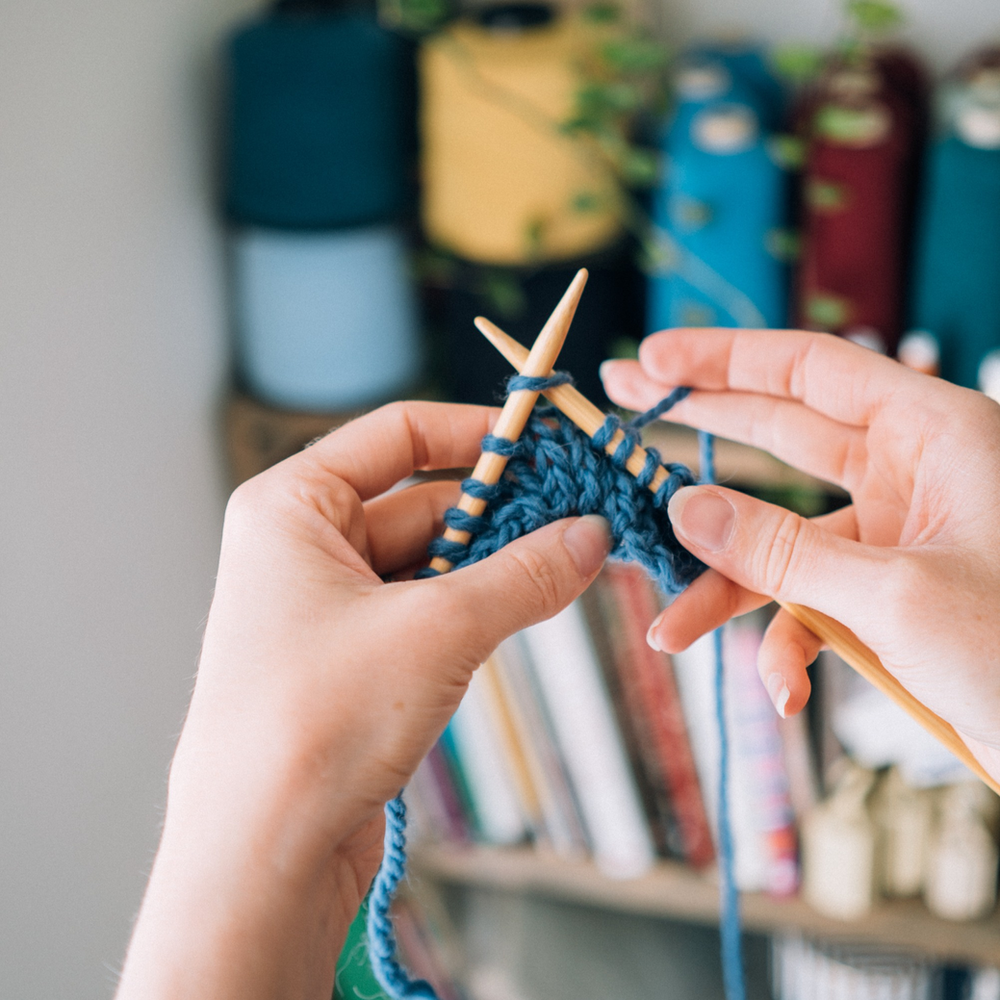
668,485,888,624
428,515,611,662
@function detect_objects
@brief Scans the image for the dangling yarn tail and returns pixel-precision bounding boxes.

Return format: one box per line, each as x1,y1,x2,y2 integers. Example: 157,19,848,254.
366,794,439,999
699,431,746,1000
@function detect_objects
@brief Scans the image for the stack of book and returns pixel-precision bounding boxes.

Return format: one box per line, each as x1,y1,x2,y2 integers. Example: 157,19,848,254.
406,562,808,895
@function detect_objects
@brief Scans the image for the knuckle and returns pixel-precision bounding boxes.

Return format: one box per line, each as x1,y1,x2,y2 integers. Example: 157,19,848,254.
758,510,806,598
508,546,564,615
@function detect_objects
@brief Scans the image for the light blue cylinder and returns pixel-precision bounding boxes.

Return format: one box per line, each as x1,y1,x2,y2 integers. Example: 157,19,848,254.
231,225,421,411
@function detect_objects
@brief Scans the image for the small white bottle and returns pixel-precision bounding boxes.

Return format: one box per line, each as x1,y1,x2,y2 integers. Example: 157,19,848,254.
873,767,932,898
924,781,999,921
801,764,879,920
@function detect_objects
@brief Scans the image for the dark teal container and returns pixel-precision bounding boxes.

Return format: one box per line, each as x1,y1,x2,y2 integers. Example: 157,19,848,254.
223,6,413,229
910,135,1000,389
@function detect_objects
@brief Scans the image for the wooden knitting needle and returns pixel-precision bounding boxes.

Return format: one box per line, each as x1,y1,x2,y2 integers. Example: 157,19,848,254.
427,268,588,575
476,316,673,491
477,317,1000,796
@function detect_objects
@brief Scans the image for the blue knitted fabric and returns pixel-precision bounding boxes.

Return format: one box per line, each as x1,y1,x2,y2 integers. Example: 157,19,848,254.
415,375,706,595
367,375,745,1000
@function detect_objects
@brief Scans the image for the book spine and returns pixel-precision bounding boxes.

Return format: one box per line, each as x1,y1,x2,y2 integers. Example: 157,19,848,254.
614,564,715,867
588,569,685,859
477,654,546,839
425,741,472,843
493,637,590,856
672,629,770,891
448,667,529,846
521,600,656,877
727,617,799,896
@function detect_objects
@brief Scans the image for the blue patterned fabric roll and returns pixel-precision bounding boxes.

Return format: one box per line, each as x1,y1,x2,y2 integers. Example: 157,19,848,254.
223,11,413,229
685,42,786,132
231,225,421,410
649,94,790,333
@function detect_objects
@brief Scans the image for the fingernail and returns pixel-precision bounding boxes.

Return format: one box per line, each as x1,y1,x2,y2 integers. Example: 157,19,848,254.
766,672,790,718
563,515,611,577
599,359,621,383
668,487,736,552
646,611,665,651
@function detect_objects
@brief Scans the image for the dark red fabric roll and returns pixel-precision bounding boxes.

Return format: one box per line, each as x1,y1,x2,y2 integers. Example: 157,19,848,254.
795,54,927,353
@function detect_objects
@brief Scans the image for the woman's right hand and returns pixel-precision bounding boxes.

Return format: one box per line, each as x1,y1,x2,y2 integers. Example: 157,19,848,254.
601,328,1000,781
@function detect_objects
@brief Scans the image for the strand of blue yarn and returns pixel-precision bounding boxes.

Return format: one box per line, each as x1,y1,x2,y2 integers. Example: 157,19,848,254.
367,374,744,1000
698,431,746,1000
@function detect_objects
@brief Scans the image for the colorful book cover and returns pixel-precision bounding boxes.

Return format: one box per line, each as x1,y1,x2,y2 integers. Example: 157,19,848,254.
582,573,684,859
726,617,799,896
601,563,716,868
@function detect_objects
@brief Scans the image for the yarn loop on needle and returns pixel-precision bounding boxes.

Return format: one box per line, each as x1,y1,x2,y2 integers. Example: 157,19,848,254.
417,373,706,596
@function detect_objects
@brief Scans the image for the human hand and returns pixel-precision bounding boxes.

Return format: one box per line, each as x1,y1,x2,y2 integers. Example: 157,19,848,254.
116,400,609,1000
601,329,1000,781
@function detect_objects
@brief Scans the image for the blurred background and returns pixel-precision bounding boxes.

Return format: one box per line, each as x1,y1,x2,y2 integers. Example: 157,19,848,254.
3,0,1000,998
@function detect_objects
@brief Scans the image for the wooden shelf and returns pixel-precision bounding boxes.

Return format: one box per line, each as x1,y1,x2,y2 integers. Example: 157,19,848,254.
410,844,1000,966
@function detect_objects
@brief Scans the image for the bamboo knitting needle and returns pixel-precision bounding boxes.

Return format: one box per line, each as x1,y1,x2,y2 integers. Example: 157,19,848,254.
476,317,1000,796
427,268,588,575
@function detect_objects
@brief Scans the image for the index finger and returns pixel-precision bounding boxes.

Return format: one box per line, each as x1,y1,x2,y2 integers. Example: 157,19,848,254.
284,400,498,501
638,328,921,428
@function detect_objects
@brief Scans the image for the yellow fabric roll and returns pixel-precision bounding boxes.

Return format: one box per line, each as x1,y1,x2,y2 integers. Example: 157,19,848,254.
420,12,625,265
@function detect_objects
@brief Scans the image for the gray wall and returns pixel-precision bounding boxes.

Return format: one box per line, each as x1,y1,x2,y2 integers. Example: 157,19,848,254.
0,0,258,996
0,1,997,998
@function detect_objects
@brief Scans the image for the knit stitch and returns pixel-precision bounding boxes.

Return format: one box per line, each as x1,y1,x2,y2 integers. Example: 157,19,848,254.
415,374,706,595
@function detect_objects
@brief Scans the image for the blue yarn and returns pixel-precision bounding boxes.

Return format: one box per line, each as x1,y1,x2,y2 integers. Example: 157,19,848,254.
366,794,437,999
366,381,745,1000
699,430,746,1000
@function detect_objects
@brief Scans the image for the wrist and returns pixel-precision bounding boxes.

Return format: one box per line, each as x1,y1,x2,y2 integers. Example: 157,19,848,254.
116,709,386,1000
116,789,375,1000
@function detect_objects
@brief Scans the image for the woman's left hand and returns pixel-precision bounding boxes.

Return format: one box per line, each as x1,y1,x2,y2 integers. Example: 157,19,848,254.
116,401,609,1000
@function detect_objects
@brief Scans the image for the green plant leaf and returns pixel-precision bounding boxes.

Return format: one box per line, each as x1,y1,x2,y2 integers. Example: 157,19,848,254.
601,37,668,74
764,228,801,261
577,81,644,115
805,293,850,328
768,134,807,169
806,178,848,211
620,147,660,187
607,336,641,360
524,217,546,258
480,271,527,320
378,0,451,34
571,191,606,213
845,0,904,35
583,1,621,24
770,44,824,85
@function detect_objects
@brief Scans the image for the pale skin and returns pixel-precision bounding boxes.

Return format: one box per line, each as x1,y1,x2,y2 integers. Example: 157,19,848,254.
117,332,1000,1000
115,401,611,1000
602,327,1000,781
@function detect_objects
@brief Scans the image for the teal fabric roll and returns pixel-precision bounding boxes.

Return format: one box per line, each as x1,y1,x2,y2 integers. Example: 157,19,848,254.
232,225,421,410
910,136,1000,388
224,11,413,229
